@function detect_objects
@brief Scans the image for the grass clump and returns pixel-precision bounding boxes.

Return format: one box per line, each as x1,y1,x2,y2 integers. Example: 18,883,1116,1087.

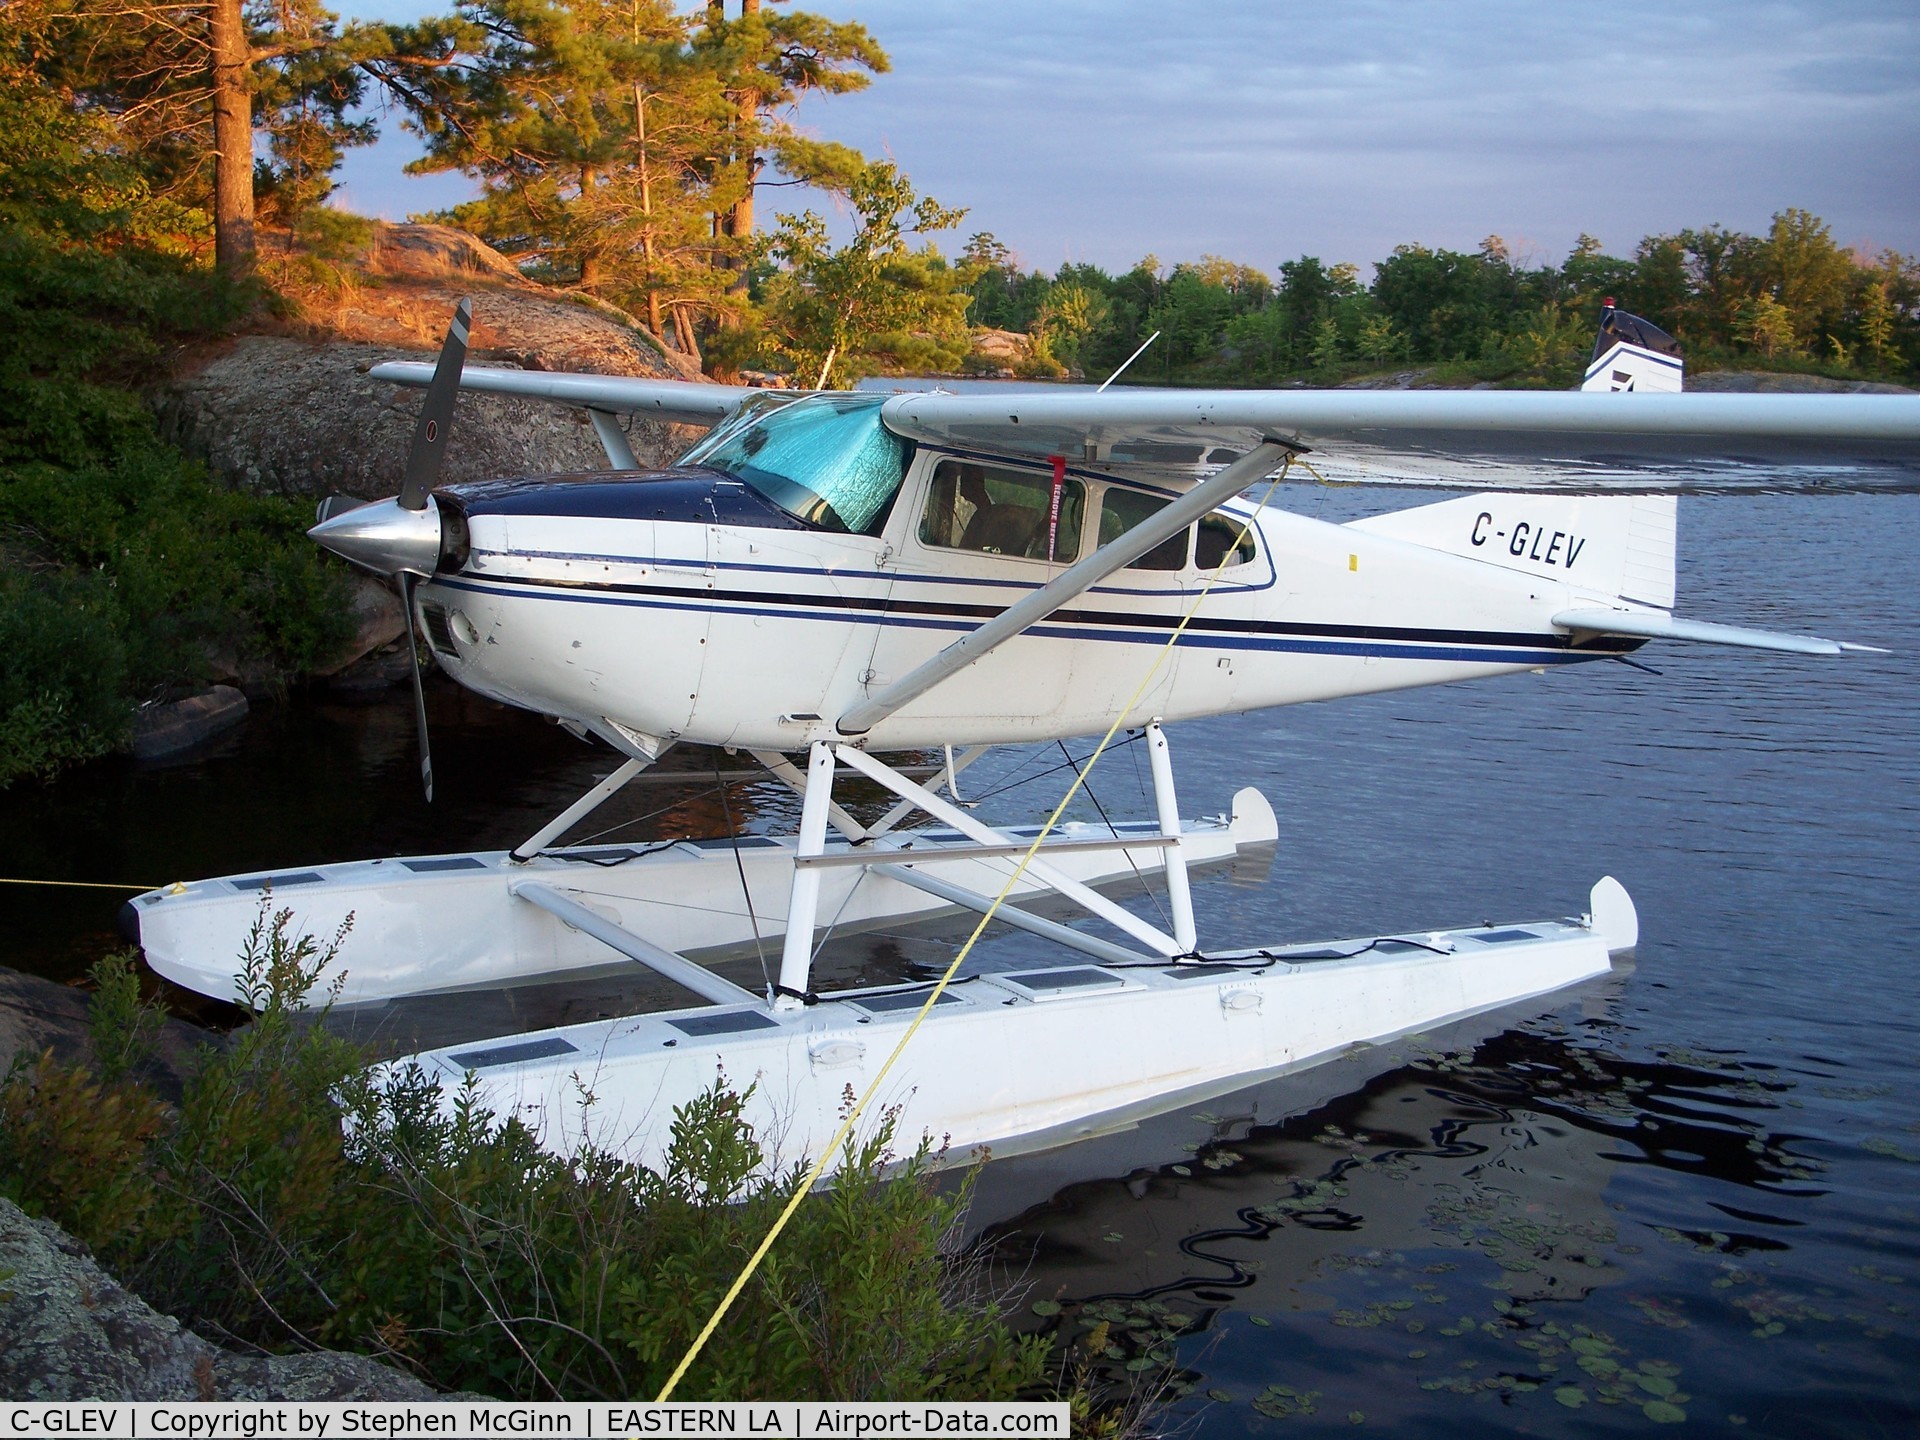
0,915,1051,1402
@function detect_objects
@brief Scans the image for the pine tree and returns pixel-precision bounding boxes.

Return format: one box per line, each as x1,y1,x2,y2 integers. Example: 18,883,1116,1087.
17,0,371,272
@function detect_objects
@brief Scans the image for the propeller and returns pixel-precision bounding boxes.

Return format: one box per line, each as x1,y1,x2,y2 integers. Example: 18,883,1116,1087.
398,570,434,801
394,298,472,801
401,297,472,512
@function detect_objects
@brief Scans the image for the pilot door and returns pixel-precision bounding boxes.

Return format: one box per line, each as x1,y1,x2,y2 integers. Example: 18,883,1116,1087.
865,454,1086,730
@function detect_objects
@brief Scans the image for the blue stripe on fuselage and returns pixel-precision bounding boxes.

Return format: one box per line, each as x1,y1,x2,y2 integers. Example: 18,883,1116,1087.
432,573,1606,667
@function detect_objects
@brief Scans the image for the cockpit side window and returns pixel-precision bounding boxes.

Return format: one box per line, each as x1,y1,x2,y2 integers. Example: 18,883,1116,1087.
678,394,910,535
919,459,1085,562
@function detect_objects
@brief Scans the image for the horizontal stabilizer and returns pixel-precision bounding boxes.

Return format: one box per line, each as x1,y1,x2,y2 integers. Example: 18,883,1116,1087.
1552,608,1885,655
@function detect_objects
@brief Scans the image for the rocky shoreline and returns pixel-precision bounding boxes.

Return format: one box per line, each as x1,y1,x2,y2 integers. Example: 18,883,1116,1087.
0,965,483,1401
0,1196,480,1402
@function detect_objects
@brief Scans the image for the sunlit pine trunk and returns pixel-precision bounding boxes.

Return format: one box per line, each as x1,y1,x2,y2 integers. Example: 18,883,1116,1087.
634,82,664,340
725,0,758,273
672,303,702,366
578,168,600,288
210,0,255,272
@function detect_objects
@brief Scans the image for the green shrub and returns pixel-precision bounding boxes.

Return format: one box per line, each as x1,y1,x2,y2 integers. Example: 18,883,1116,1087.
0,909,1053,1403
294,207,377,262
0,570,130,783
0,444,353,739
0,227,242,471
0,196,347,787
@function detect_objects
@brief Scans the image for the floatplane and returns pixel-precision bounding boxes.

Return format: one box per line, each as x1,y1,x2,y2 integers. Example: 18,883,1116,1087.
125,303,1918,1177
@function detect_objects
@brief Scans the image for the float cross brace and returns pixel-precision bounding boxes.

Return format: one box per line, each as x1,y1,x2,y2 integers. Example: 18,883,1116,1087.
769,728,1198,1011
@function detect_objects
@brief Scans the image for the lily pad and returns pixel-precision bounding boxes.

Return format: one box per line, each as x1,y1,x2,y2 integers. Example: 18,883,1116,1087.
1030,1300,1061,1317
1643,1400,1688,1424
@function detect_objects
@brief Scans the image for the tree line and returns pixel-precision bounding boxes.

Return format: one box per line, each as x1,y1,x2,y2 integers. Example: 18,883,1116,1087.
4,0,1915,392
964,216,1920,388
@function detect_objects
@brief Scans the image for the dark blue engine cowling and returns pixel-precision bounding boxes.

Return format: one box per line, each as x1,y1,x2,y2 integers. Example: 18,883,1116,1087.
440,466,815,529
429,466,818,575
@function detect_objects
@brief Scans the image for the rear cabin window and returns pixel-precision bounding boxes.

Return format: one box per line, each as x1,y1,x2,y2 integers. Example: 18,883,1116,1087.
920,460,1085,562
1098,489,1187,570
1195,512,1257,569
1098,491,1260,573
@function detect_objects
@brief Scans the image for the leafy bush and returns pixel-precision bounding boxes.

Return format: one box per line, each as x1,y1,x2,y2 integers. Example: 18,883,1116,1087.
0,448,353,785
0,226,242,471
0,920,1052,1402
0,570,130,783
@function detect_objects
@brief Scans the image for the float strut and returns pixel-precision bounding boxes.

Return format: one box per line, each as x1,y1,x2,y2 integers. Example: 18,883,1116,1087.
510,756,651,862
749,749,869,842
833,744,1184,957
774,742,837,1010
1145,721,1197,952
872,863,1156,968
509,882,756,1007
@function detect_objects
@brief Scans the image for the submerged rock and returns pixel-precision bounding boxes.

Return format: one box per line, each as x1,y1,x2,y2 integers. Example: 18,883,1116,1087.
128,687,250,762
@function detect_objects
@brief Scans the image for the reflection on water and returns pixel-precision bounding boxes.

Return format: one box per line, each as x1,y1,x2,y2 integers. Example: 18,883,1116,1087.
960,492,1920,1435
2,493,1917,1433
986,1018,1919,1437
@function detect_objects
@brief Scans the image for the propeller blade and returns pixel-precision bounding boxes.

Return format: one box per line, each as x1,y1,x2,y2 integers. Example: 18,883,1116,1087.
398,298,473,512
398,571,434,802
314,494,371,525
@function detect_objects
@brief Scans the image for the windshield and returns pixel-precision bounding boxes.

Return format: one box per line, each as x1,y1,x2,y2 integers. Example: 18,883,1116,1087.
679,394,911,534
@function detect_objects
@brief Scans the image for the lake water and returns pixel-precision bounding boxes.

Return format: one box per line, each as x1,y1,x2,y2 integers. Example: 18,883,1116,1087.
3,489,1915,1436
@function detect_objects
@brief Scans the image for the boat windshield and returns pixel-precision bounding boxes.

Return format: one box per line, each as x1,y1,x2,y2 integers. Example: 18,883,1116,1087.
679,394,911,534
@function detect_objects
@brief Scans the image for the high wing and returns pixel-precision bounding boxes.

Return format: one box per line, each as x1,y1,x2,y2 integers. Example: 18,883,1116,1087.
369,361,755,426
878,387,1920,491
372,360,1920,492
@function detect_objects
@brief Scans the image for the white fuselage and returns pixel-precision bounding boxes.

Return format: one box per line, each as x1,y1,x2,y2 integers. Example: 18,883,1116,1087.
412,451,1630,754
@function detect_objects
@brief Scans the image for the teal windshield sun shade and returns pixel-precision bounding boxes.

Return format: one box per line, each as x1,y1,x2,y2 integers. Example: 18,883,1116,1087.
684,394,910,534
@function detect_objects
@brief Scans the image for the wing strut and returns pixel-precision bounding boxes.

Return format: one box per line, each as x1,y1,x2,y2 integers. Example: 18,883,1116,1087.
836,439,1298,736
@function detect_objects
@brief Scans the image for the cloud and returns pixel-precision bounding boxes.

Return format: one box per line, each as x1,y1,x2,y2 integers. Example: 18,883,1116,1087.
794,0,1920,270
328,0,1919,274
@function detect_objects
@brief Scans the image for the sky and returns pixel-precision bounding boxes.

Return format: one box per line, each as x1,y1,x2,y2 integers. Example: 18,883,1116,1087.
328,0,1920,278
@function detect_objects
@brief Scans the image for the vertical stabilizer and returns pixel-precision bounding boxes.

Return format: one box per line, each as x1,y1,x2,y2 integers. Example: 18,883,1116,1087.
1582,302,1683,393
1348,491,1676,609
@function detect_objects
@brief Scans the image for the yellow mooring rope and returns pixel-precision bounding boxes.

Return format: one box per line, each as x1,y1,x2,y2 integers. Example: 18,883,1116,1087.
0,877,154,891
654,455,1297,1401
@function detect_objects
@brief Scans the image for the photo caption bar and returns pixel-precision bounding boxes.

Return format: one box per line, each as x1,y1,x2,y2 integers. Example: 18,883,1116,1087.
5,1402,1070,1439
